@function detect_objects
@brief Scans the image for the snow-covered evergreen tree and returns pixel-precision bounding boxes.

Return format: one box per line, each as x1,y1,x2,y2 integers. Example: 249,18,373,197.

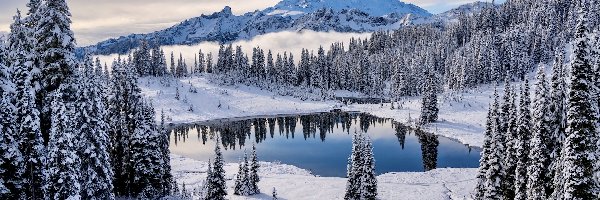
526,66,551,199
420,70,439,124
77,56,114,199
558,4,599,199
549,49,568,200
344,130,376,199
360,136,377,199
514,79,532,200
234,152,251,196
502,80,519,199
0,95,22,198
9,10,46,199
483,89,505,200
249,144,261,194
475,88,501,199
131,101,165,198
475,101,496,200
234,157,245,195
159,110,174,196
345,131,363,200
206,140,227,200
46,82,81,200
202,160,212,199
0,29,24,199
34,0,78,140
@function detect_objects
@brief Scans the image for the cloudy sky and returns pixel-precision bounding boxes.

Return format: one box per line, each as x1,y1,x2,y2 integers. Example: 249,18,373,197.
0,0,504,46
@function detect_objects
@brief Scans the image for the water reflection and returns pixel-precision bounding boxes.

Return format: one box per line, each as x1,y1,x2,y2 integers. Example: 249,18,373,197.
169,112,480,177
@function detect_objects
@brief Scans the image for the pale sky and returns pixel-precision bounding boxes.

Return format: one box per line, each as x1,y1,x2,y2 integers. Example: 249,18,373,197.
0,0,505,46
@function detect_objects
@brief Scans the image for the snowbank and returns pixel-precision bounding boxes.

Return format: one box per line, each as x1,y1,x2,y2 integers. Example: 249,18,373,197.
170,154,477,200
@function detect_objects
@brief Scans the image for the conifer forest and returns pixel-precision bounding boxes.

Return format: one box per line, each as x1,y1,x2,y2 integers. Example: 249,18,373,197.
0,0,600,199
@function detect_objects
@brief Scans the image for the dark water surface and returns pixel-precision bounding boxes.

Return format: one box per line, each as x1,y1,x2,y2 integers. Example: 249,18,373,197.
169,112,481,177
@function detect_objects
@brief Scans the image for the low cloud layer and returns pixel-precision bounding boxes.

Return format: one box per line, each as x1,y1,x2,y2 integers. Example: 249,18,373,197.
97,30,371,68
0,0,505,46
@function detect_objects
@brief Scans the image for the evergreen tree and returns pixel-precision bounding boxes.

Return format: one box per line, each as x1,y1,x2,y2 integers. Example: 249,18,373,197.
198,50,205,73
234,157,245,195
203,160,212,199
558,4,599,199
360,137,377,199
475,102,495,200
9,10,46,199
47,83,81,200
345,131,363,200
77,56,114,199
206,53,213,74
526,66,551,199
514,79,532,200
159,110,174,196
483,89,505,200
549,49,568,200
206,140,227,200
249,144,261,194
34,0,78,141
234,152,251,196
170,52,175,75
131,102,165,198
0,94,23,199
502,84,519,200
344,130,377,199
0,25,24,198
420,71,439,124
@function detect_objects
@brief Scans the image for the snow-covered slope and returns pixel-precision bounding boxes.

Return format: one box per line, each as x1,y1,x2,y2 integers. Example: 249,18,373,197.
83,0,432,55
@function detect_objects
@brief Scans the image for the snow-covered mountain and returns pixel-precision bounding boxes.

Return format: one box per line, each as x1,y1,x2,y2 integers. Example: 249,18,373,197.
264,0,431,17
83,0,434,55
83,0,492,55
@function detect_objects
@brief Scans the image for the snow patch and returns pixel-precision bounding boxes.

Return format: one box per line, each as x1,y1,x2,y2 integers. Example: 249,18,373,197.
170,154,477,200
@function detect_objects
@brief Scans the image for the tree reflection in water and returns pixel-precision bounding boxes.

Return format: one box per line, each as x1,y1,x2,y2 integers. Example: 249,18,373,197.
170,112,442,172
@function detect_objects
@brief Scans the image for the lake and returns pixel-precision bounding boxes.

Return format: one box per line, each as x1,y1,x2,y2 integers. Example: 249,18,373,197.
169,111,481,177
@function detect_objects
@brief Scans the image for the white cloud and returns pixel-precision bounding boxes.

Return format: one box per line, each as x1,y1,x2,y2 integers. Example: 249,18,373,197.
97,30,371,69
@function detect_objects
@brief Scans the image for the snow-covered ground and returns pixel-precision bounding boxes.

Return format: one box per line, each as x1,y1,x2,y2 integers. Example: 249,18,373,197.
171,154,477,200
141,75,500,148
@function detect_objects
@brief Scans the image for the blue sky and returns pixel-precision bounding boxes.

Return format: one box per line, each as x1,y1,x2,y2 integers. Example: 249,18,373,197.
0,0,506,45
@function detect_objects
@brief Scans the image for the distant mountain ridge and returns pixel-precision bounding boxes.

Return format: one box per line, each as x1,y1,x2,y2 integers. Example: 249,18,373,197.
264,0,431,17
433,1,497,23
82,0,490,55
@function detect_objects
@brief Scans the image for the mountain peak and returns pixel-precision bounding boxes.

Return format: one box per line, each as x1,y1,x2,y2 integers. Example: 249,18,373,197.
266,0,431,17
222,6,232,15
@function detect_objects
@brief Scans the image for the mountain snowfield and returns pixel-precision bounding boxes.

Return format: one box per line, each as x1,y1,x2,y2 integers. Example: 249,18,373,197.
83,0,491,55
